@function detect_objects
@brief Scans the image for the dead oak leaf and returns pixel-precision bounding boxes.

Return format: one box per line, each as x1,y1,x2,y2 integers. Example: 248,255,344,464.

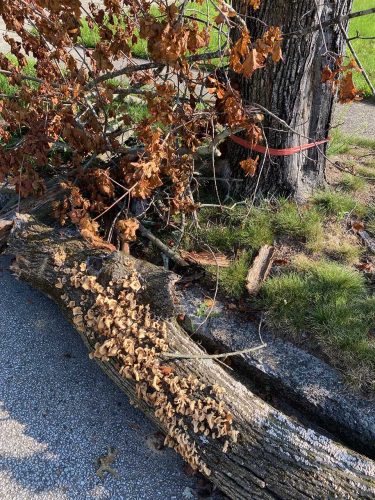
241,49,264,77
95,447,119,479
339,72,362,104
116,218,139,242
239,156,259,177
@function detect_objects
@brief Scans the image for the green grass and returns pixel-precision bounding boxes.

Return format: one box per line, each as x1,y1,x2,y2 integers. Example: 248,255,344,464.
366,204,375,235
197,199,324,257
367,218,375,235
339,173,366,191
127,100,149,123
312,190,367,218
0,55,37,96
348,0,375,96
324,236,362,263
187,199,326,298
357,166,375,178
78,18,101,48
213,251,253,300
187,186,371,300
271,199,324,250
260,259,375,392
328,128,375,156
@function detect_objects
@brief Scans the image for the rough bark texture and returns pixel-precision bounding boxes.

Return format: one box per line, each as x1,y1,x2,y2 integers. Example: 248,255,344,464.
179,284,375,459
229,0,353,200
6,215,375,500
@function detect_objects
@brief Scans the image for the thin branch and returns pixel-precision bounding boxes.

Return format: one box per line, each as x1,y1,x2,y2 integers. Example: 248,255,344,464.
339,23,375,97
86,49,225,89
348,33,375,41
0,69,42,85
162,343,267,360
137,223,189,267
285,7,375,38
195,126,245,156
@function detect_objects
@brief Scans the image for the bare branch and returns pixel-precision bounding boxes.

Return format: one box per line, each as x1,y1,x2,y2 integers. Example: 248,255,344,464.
86,49,225,89
339,23,375,97
162,343,267,360
137,223,189,267
285,7,375,38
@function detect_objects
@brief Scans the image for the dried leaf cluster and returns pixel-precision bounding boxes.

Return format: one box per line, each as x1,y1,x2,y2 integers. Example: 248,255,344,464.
0,1,361,248
322,57,363,104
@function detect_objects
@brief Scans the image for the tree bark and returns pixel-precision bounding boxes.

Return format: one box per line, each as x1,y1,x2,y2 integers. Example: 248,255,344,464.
229,0,353,200
5,214,375,499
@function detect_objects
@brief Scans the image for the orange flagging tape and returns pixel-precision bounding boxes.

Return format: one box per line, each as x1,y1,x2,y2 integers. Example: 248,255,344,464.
229,135,330,157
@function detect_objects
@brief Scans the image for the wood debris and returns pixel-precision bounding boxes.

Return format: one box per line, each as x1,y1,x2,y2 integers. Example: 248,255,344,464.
179,250,231,268
246,245,275,296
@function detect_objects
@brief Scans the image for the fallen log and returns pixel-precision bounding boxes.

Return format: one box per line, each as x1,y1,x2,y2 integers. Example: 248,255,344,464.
7,214,375,499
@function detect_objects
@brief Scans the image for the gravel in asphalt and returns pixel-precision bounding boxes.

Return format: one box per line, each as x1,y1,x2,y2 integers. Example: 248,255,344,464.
0,255,197,500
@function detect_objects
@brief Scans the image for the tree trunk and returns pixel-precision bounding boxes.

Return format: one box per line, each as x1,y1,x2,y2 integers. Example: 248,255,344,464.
6,214,375,499
229,0,353,200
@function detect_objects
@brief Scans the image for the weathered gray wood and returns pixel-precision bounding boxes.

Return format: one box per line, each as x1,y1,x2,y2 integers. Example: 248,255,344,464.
246,245,274,295
359,230,375,254
179,283,375,459
7,214,375,500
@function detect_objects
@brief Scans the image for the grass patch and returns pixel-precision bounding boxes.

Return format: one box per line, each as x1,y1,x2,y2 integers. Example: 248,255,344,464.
195,204,274,255
348,0,375,96
213,251,253,300
272,199,323,250
325,240,362,263
260,259,375,392
78,18,101,48
0,55,37,97
366,204,375,235
127,99,149,123
367,218,375,235
357,166,375,179
312,190,366,218
187,200,325,298
339,173,366,191
328,129,375,157
196,199,324,257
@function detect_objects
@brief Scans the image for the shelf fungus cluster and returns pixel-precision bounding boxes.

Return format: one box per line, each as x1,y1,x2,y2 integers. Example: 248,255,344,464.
55,258,238,474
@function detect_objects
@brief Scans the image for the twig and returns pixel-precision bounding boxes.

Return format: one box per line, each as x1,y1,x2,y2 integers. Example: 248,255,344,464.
348,33,375,41
138,223,189,267
86,49,225,89
339,23,375,97
193,243,220,333
285,8,375,38
162,343,267,360
0,69,42,85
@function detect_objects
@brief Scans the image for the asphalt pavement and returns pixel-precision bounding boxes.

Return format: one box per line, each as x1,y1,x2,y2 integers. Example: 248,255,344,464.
0,255,197,500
